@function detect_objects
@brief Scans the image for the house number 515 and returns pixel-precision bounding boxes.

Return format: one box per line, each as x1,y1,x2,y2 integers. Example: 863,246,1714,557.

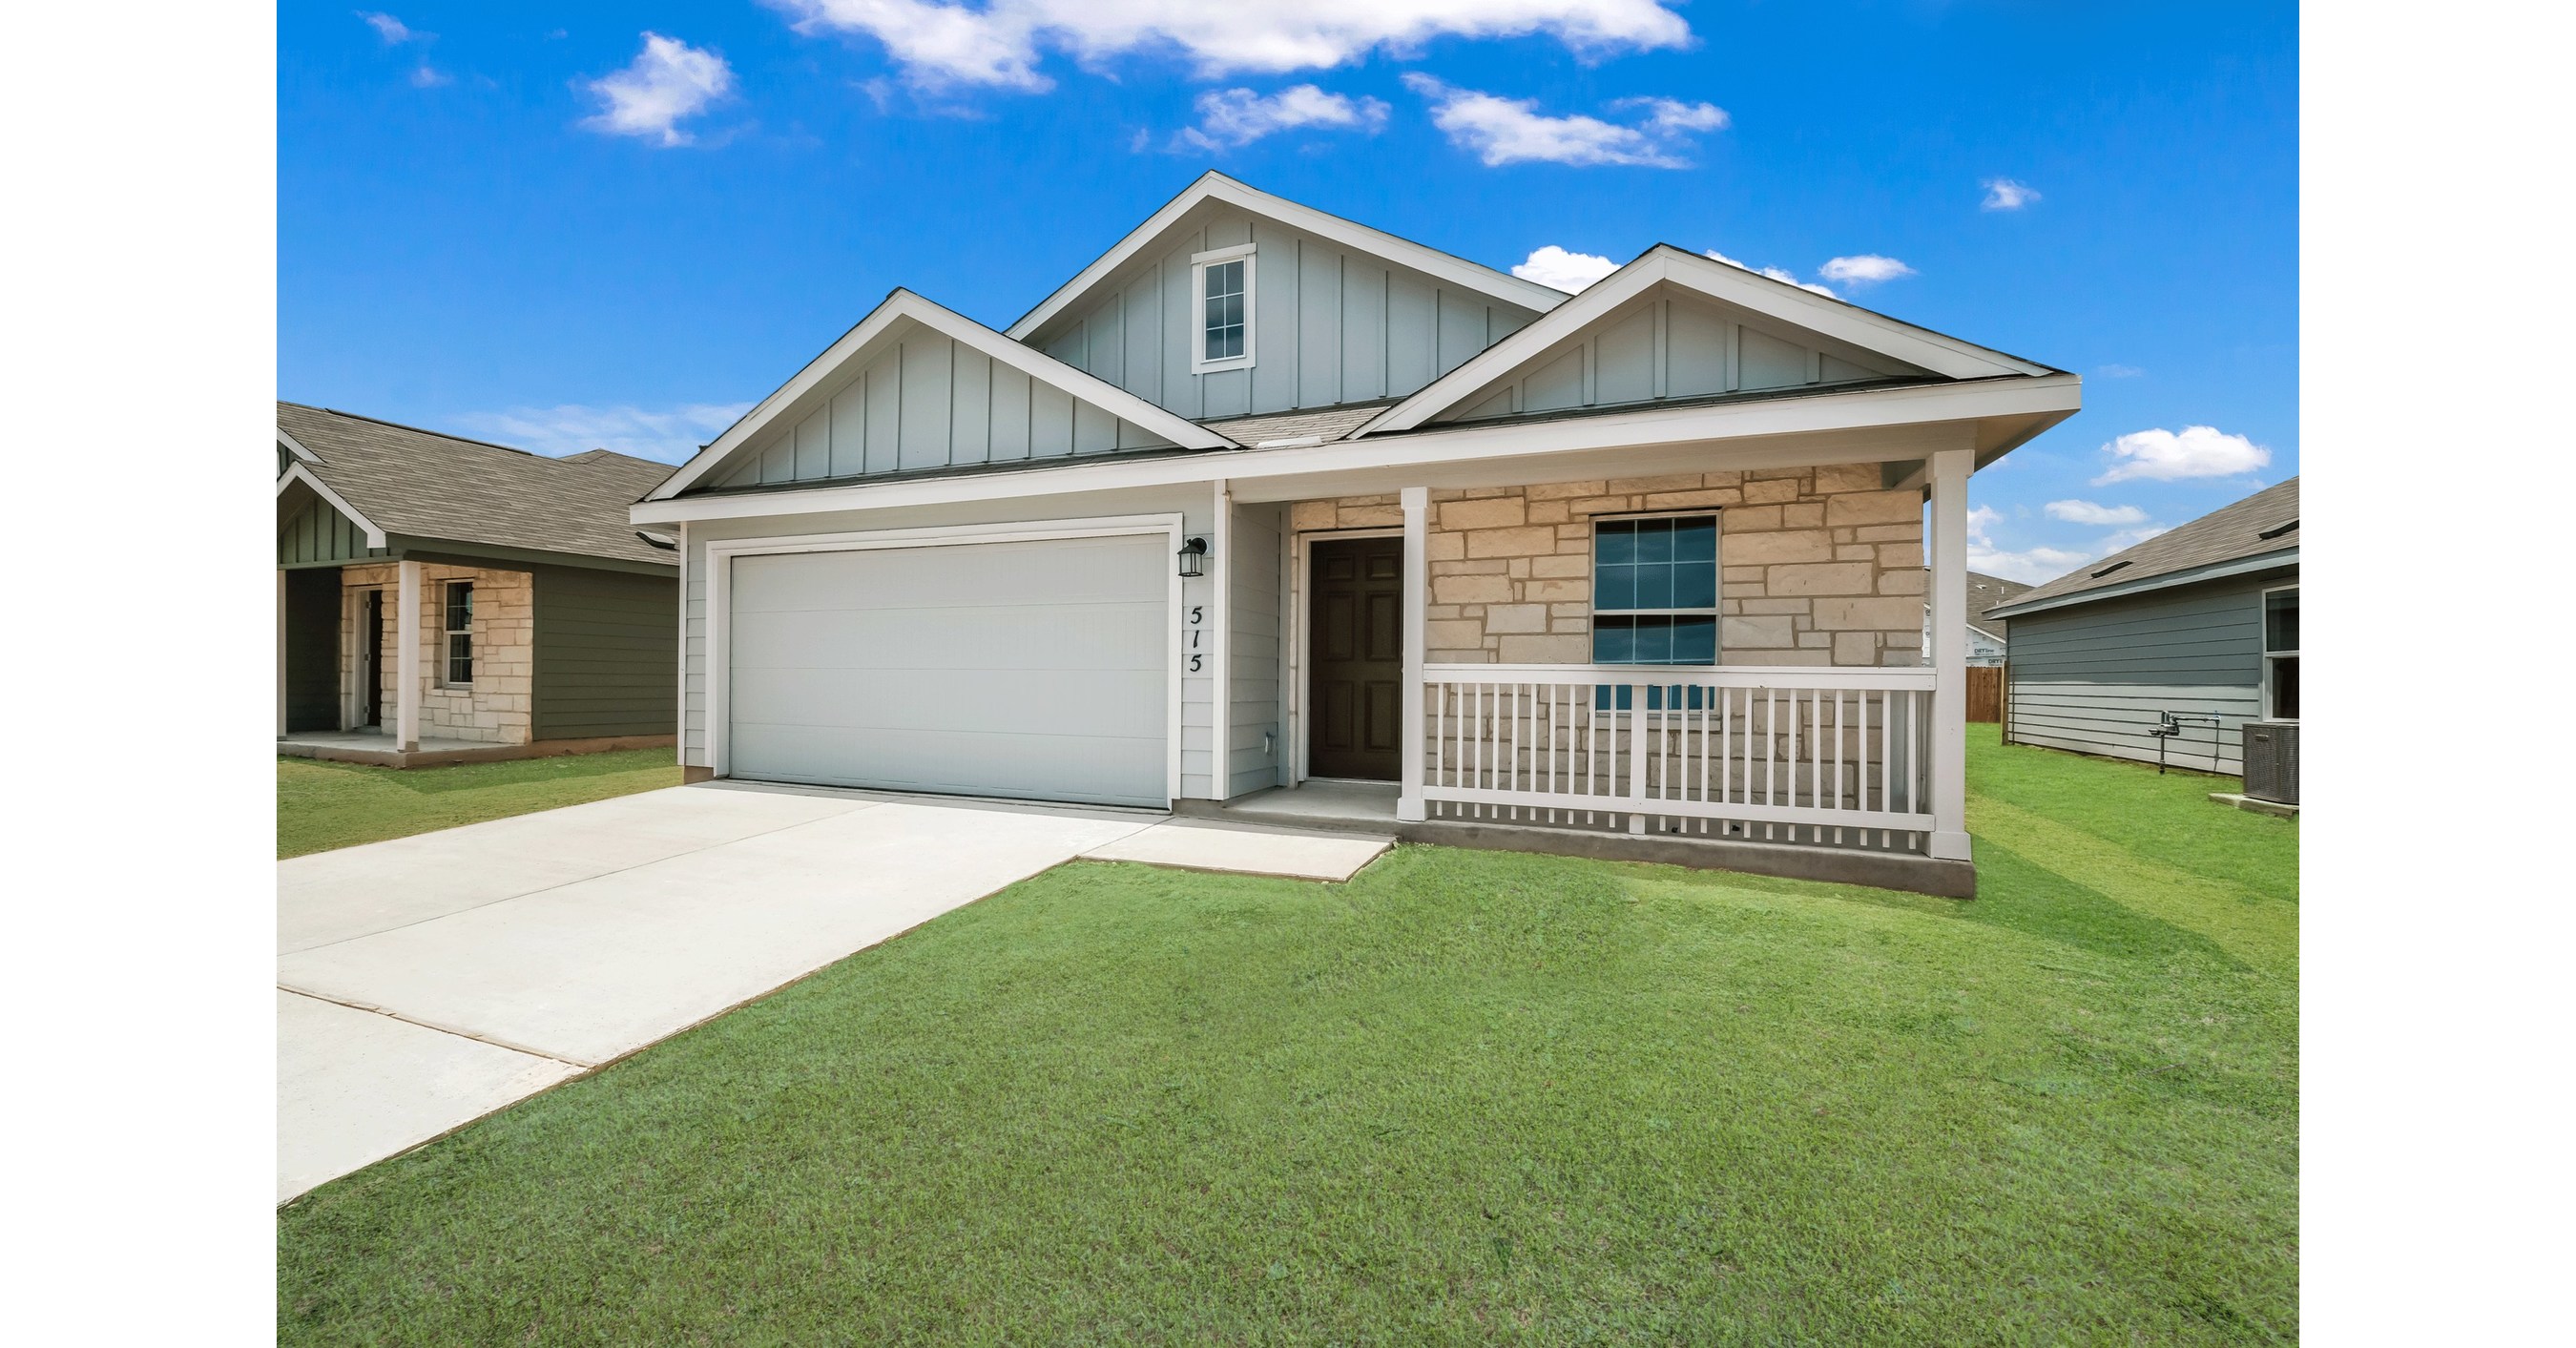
1185,604,1204,673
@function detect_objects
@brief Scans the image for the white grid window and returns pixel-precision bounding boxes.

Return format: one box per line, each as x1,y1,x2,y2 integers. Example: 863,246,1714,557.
1191,245,1256,373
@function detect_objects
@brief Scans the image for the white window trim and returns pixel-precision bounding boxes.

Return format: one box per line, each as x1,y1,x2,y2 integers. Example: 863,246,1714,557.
1191,243,1257,375
442,580,474,689
2260,582,2298,722
1589,510,1725,666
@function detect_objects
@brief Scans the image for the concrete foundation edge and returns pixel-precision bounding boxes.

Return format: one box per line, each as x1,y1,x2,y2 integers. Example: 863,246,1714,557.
278,734,678,770
1173,799,1976,899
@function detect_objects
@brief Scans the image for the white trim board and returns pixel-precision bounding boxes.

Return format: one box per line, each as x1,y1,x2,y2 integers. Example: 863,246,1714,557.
699,513,1189,805
635,376,2076,526
647,290,1232,503
276,462,388,549
278,425,321,464
1007,171,1566,342
1357,246,2056,438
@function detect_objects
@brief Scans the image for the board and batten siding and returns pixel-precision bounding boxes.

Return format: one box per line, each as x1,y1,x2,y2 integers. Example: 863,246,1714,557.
1435,288,1921,425
1029,206,1545,425
1227,500,1287,797
530,566,679,740
679,487,1225,799
713,324,1178,491
278,489,386,568
2004,570,2294,775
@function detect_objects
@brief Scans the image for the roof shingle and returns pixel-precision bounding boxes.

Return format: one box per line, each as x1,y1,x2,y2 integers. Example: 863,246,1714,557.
1991,477,2297,614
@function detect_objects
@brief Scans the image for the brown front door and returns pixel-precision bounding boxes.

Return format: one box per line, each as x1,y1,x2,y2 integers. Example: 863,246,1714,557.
1307,535,1404,780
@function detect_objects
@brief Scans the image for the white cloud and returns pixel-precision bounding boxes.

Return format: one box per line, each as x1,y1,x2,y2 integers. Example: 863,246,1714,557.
456,402,755,464
1609,94,1729,134
360,11,415,43
581,33,735,147
1703,248,1837,298
1403,74,1722,168
2093,425,2271,484
1818,254,1915,286
769,1,1693,91
2044,499,2147,527
1969,544,2091,586
2098,525,2173,552
1981,177,2039,210
408,64,450,88
1174,85,1388,150
2095,363,2145,379
1512,245,1622,292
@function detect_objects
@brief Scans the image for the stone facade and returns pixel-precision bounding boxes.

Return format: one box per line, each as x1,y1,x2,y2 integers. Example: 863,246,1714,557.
340,563,534,744
1287,464,1923,667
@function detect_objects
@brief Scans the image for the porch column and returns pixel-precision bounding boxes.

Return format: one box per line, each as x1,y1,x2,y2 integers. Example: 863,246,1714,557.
1397,486,1428,822
396,558,423,753
1927,447,1973,861
1210,478,1232,801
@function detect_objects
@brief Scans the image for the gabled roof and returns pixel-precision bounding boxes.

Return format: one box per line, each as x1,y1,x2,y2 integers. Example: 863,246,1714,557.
1196,399,1402,447
648,289,1232,501
1985,477,2300,619
1005,172,1567,342
277,403,678,568
1967,570,2035,634
1356,245,2059,437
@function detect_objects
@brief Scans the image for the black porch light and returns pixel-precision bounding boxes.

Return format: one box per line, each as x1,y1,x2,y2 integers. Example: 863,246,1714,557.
1176,536,1209,578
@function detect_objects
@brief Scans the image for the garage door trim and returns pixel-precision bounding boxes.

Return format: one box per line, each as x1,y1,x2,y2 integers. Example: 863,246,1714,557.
704,513,1184,804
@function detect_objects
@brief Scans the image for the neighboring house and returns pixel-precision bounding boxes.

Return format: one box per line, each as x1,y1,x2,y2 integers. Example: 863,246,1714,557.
277,403,682,765
1921,570,2032,666
1984,477,2298,775
629,173,2080,894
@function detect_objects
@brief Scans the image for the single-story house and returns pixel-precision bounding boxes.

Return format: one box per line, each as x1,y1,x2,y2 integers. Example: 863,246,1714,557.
278,403,681,766
1984,476,2298,775
630,173,2081,895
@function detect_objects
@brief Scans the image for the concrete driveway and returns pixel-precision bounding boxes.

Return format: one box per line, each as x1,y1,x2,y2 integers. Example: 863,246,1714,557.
276,783,1157,1202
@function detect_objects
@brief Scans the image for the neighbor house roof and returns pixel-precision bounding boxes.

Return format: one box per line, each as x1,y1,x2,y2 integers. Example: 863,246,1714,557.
278,402,678,568
1984,477,2299,619
1967,570,2034,636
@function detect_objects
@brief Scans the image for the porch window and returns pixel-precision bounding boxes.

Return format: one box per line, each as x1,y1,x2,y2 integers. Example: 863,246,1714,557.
1191,245,1255,373
2263,586,2297,719
1592,515,1718,708
443,581,474,687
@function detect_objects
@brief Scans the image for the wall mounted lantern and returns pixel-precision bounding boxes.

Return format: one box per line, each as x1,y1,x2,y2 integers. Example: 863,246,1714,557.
1176,536,1208,578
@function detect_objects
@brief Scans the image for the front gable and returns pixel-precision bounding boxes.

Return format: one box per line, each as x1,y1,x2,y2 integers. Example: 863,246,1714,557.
651,292,1226,500
1010,174,1566,425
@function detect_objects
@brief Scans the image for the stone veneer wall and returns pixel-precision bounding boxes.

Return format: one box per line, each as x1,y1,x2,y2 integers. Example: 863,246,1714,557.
340,563,534,744
1287,464,1924,667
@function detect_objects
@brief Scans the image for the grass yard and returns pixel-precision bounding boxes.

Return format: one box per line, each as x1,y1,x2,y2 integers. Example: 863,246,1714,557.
276,749,682,859
277,728,2296,1343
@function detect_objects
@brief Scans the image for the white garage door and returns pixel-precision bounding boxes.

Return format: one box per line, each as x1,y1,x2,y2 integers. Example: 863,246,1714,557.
725,533,1170,807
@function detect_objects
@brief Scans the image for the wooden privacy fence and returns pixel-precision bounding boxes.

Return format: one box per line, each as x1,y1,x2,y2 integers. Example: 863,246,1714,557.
1966,666,2004,723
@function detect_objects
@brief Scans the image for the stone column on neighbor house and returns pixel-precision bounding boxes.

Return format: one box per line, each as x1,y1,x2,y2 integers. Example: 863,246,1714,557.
395,559,423,753
1397,487,1428,822
1926,446,1973,861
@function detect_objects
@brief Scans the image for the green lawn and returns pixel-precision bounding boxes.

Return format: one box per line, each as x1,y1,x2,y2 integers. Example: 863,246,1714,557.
277,728,2296,1343
277,749,682,859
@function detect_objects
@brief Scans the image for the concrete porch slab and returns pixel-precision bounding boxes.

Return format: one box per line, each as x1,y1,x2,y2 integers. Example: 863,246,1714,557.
276,989,579,1205
1082,818,1394,881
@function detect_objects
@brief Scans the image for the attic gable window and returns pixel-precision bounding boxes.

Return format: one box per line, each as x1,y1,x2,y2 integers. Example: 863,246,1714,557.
1192,244,1256,374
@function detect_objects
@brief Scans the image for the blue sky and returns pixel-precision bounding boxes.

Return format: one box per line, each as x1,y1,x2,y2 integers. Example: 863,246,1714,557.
280,2,2296,584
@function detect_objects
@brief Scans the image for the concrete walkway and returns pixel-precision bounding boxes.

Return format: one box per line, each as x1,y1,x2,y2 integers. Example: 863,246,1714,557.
277,784,1155,1202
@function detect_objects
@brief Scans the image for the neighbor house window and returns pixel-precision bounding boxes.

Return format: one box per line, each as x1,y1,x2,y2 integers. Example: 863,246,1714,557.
1191,245,1255,373
2262,586,2298,719
444,581,474,687
1593,515,1718,706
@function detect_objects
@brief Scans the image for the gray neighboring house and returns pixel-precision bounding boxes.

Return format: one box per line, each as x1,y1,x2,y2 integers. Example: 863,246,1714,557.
277,402,682,766
1922,570,2031,666
1984,477,2298,774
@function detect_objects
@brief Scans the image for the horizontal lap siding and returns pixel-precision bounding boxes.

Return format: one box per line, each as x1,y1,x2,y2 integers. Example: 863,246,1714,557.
531,566,680,739
2005,572,2290,773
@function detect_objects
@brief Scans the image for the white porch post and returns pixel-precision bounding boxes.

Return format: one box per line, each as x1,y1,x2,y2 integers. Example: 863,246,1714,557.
396,558,423,753
275,570,288,737
1397,486,1428,822
1927,446,1973,861
1210,478,1232,801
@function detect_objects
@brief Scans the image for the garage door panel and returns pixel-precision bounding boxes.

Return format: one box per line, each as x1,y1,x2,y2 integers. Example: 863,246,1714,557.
725,534,1171,807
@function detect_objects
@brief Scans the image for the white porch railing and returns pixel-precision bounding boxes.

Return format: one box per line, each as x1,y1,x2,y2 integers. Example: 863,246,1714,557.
1420,664,1939,852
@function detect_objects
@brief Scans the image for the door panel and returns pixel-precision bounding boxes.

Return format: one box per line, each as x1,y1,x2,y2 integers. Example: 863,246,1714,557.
1307,535,1404,780
282,569,343,733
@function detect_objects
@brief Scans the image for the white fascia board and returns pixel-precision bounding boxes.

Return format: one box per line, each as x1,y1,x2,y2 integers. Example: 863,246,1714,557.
276,462,388,548
647,289,1230,502
1006,172,1566,342
634,374,2080,526
277,425,321,464
1360,247,2055,437
1984,547,2300,620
